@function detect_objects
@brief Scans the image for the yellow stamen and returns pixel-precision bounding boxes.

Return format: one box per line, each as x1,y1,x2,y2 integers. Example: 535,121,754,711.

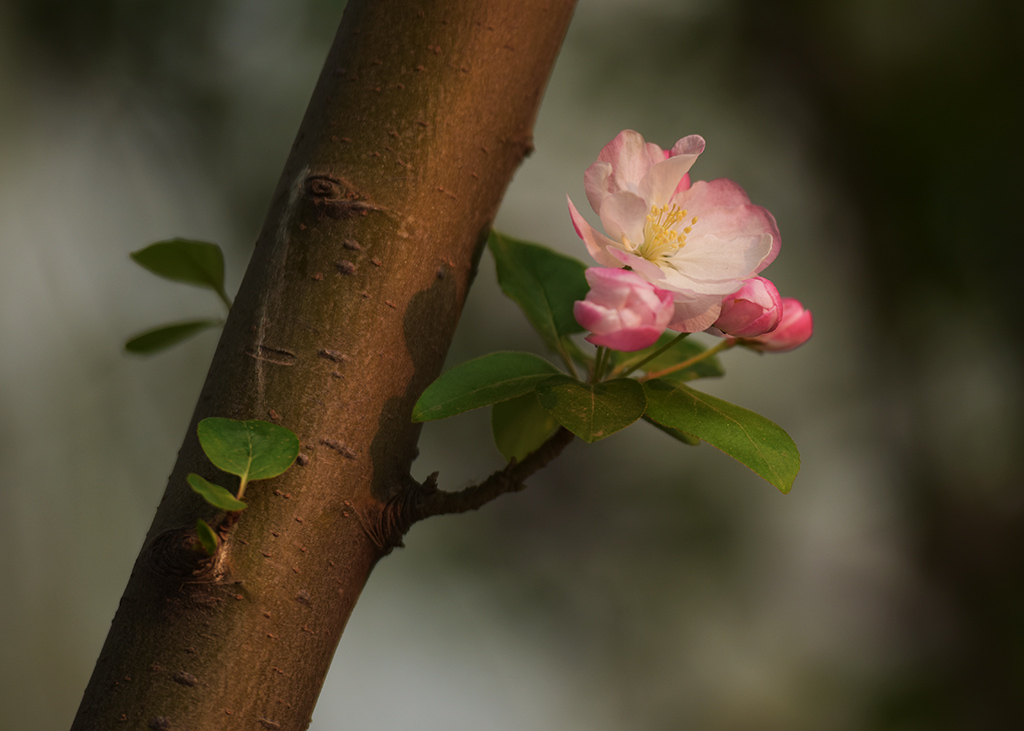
623,204,696,265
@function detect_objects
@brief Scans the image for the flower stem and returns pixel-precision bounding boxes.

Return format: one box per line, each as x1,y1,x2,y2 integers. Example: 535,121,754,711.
617,331,690,378
641,339,735,381
591,346,609,383
556,340,580,380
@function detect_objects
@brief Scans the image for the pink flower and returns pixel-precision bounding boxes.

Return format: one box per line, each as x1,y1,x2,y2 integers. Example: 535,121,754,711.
574,268,674,351
739,297,813,352
708,276,782,338
569,130,780,332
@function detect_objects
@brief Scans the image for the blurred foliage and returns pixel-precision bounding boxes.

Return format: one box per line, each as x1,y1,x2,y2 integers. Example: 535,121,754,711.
738,0,1024,325
731,2,1024,727
8,0,347,233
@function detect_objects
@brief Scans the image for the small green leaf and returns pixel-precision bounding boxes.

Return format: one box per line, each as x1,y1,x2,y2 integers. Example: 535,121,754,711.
535,375,646,443
412,352,562,422
131,239,231,307
488,231,589,351
196,418,300,482
643,416,701,446
124,319,223,354
643,380,800,493
612,333,725,381
195,519,218,555
491,392,560,462
187,473,247,511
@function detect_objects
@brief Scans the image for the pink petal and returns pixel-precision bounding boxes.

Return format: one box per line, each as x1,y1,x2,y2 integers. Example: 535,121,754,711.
742,298,813,352
595,130,658,192
573,299,613,333
645,141,671,165
669,135,706,158
586,326,665,351
674,178,751,209
711,276,782,337
673,173,692,196
584,161,615,214
568,197,623,268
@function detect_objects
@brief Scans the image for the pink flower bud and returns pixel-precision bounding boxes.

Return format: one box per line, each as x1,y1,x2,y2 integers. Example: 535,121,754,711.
741,297,813,352
574,267,674,351
710,276,782,338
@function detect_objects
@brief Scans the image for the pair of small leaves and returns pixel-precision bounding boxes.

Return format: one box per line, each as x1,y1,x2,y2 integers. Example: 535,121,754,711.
125,239,231,355
189,418,300,553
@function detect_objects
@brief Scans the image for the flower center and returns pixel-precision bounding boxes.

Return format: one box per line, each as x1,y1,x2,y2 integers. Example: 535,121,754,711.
625,204,698,266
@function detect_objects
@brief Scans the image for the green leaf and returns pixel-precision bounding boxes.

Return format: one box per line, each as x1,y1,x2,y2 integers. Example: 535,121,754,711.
643,380,800,493
643,416,701,446
491,392,561,462
612,333,725,381
130,239,231,307
535,375,646,443
488,231,589,350
195,518,218,555
196,418,300,482
187,473,247,511
412,351,562,422
124,319,223,354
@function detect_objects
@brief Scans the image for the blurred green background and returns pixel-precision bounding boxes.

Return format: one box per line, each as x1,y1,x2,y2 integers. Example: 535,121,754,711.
2,0,1022,729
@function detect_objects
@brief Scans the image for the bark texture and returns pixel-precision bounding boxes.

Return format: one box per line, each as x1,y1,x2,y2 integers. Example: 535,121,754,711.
71,1,576,728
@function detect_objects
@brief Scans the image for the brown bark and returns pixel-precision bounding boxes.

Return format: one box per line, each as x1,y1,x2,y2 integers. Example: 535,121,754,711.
70,1,576,728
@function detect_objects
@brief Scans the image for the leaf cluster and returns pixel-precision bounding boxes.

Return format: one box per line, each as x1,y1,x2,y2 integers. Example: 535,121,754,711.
413,232,800,493
188,418,300,553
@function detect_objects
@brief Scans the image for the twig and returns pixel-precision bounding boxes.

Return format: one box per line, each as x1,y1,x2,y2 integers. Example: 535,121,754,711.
381,428,575,542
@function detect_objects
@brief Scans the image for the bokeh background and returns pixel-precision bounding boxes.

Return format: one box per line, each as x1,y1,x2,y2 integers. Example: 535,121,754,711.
2,0,1022,729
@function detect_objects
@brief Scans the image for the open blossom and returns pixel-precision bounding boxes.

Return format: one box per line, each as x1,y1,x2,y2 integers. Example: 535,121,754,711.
573,267,673,351
708,276,782,338
740,297,813,352
569,130,780,332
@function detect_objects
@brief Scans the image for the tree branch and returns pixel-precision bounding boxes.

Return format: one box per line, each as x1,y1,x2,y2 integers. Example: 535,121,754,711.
380,427,575,543
70,2,577,728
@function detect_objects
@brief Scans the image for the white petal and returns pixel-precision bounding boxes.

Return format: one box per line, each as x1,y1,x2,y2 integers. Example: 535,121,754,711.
661,232,774,292
668,295,723,332
639,151,702,206
608,248,668,285
599,191,648,245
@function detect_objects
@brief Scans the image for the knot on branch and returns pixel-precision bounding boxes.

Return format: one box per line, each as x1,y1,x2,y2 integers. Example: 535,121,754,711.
362,472,440,555
302,173,379,219
145,527,228,583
